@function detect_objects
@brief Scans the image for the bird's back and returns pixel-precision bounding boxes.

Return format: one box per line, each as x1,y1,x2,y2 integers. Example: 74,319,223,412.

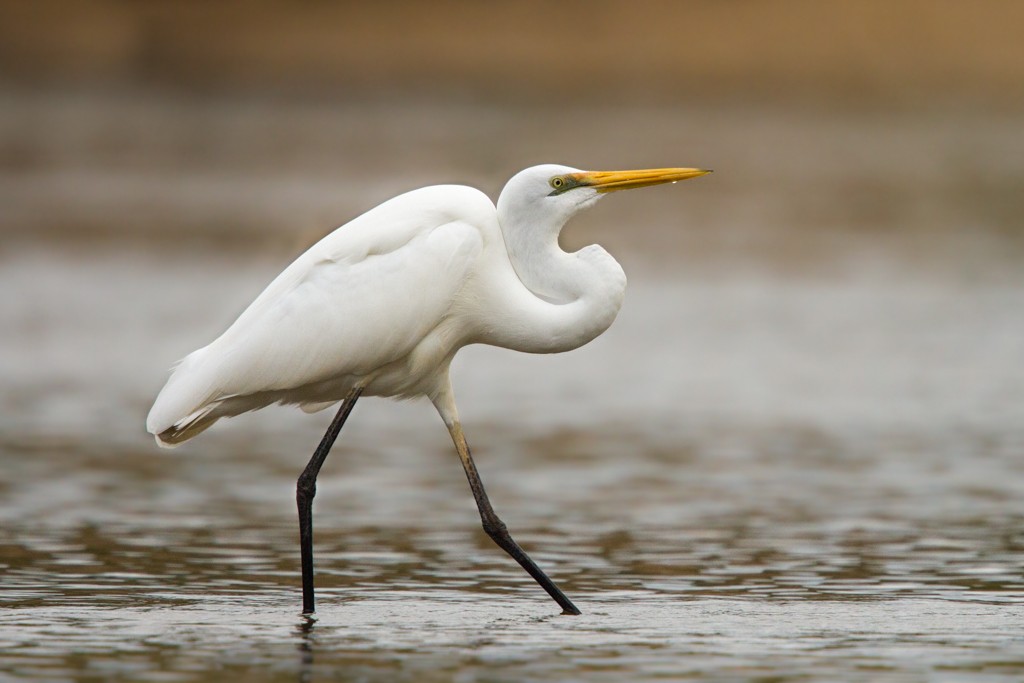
147,184,496,446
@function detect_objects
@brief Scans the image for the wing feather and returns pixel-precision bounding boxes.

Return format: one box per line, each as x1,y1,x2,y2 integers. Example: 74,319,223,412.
147,185,493,441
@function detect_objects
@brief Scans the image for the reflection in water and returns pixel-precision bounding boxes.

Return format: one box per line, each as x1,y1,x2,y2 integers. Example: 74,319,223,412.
295,615,315,683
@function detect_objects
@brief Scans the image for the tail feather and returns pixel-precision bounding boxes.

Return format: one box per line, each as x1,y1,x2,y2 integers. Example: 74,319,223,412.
148,345,352,447
147,347,220,446
153,405,221,448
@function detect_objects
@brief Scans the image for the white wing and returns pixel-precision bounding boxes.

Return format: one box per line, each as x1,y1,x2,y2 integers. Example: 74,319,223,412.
147,185,494,444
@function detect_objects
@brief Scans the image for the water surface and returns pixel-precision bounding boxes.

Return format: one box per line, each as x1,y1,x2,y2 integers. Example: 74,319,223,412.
2,94,1023,681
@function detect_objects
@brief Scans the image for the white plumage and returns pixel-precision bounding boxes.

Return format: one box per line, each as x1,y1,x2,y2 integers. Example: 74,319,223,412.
151,164,713,446
148,184,494,444
145,163,709,615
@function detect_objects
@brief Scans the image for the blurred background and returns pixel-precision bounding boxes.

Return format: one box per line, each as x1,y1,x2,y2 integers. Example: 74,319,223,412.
3,0,1022,432
2,2,1023,681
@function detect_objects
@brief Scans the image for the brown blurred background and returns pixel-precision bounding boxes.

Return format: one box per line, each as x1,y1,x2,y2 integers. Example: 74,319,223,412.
2,0,1023,260
3,0,1024,102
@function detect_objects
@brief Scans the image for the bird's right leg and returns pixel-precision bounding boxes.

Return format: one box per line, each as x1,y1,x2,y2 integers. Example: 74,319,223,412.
446,420,581,615
432,386,581,615
296,386,363,614
430,378,577,614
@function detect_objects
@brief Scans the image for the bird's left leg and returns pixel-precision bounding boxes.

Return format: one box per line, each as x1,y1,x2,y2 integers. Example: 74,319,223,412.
296,386,363,614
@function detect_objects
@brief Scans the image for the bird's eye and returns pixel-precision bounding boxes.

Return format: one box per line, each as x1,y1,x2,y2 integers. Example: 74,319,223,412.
548,175,577,196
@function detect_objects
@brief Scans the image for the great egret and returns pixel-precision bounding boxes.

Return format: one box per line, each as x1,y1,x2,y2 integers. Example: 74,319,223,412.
147,164,710,615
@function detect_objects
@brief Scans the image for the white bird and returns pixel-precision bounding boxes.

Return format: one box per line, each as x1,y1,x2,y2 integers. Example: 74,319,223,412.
147,164,710,615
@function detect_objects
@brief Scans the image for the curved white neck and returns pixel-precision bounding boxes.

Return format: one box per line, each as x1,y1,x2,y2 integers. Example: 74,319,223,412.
489,208,627,354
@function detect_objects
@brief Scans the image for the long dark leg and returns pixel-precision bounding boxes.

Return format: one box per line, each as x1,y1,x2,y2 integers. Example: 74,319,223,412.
447,421,581,615
296,386,363,614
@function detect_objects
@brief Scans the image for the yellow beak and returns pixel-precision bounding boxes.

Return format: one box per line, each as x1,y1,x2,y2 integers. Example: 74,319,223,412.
573,167,711,193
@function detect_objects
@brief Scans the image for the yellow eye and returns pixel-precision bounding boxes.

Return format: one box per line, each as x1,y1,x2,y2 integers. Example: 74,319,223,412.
550,176,565,189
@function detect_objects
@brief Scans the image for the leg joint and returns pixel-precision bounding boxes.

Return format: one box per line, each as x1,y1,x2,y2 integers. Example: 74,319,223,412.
481,516,508,540
296,475,317,502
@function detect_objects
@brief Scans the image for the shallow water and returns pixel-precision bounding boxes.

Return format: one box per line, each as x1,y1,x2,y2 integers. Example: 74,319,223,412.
2,93,1024,681
5,421,1024,683
3,244,1024,682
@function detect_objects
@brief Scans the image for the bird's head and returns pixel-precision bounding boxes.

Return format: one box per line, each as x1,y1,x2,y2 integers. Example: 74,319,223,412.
496,163,711,236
